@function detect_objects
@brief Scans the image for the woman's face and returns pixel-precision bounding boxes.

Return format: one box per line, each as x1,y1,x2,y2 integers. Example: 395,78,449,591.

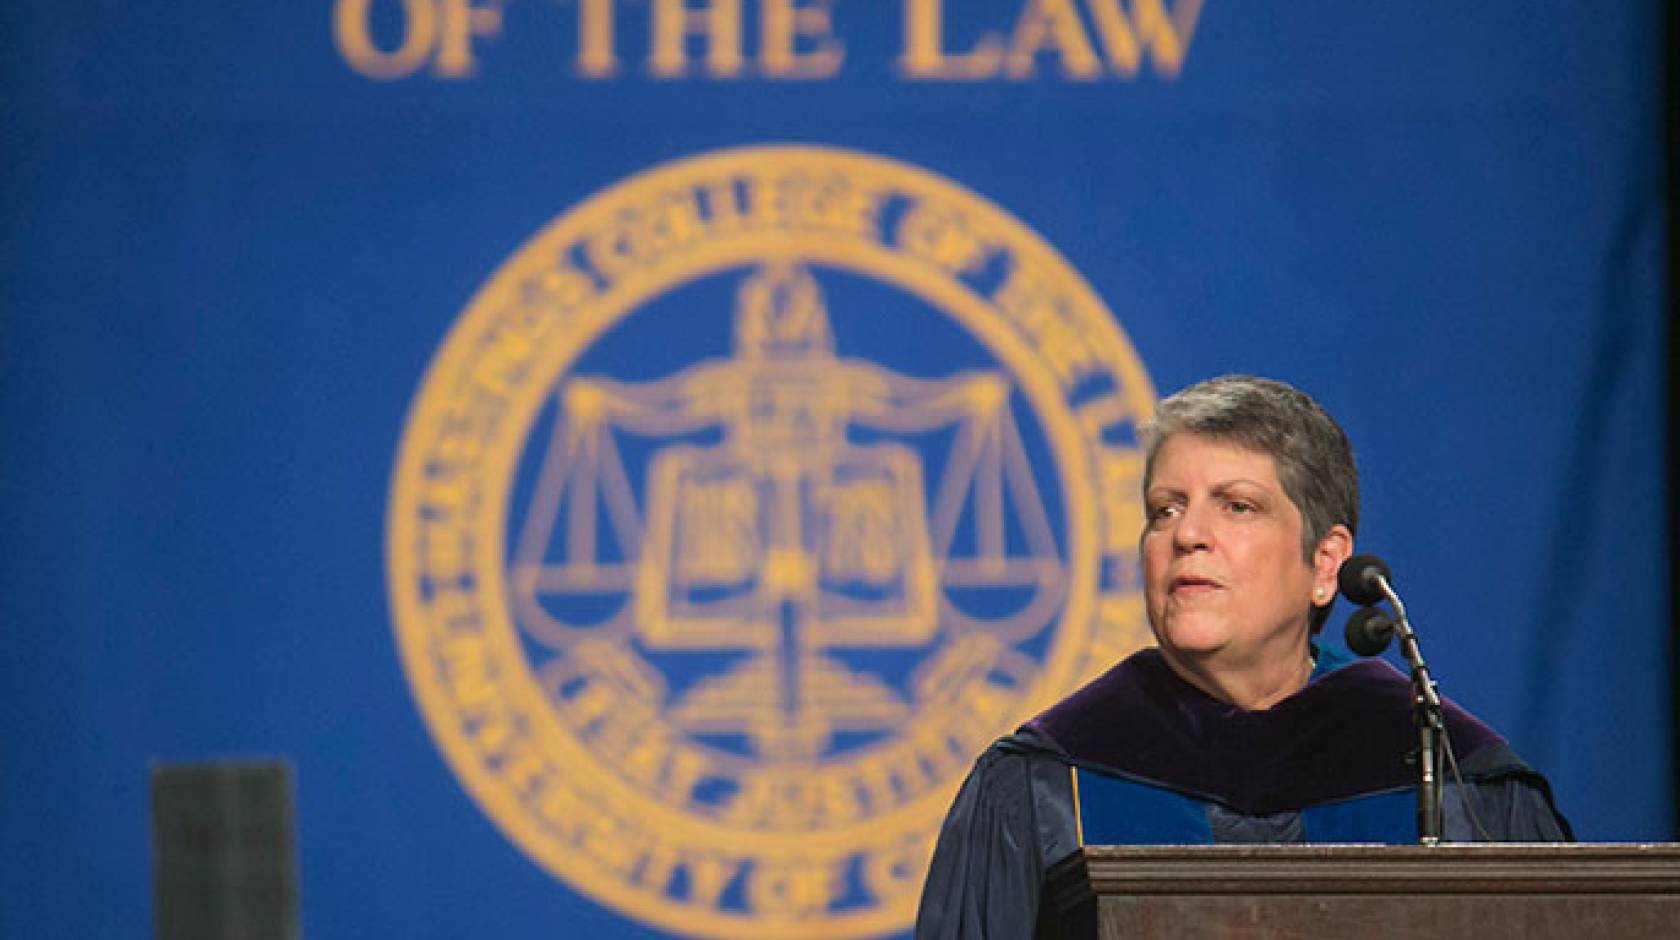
1142,433,1324,672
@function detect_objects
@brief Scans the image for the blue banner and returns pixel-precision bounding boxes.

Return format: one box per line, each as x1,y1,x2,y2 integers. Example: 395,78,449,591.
2,2,1668,937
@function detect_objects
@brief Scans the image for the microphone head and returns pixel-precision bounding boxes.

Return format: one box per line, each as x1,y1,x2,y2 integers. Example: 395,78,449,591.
1338,554,1392,606
1344,606,1397,657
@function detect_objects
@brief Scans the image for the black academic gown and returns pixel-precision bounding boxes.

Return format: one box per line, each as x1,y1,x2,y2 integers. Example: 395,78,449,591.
913,647,1571,940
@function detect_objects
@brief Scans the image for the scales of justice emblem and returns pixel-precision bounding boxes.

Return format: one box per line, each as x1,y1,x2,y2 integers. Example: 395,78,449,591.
387,146,1156,939
515,262,1064,765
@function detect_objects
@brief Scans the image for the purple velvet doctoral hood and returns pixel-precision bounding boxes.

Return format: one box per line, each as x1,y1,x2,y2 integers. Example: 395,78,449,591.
1024,648,1510,816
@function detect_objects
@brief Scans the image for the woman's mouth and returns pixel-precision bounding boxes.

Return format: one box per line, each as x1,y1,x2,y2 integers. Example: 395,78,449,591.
1170,575,1221,595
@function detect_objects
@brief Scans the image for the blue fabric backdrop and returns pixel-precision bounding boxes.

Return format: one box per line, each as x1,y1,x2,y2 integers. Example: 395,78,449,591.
1,2,1669,938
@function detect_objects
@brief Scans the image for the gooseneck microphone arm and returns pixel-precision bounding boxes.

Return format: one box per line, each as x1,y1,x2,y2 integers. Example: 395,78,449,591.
1375,574,1446,846
1338,554,1446,846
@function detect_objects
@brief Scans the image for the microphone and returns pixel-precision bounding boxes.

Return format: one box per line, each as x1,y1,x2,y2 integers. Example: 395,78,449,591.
1338,554,1393,606
1344,606,1396,657
1332,550,1452,846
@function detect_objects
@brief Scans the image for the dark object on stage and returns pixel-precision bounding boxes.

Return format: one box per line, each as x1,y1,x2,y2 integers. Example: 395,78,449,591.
1035,844,1680,940
151,761,299,940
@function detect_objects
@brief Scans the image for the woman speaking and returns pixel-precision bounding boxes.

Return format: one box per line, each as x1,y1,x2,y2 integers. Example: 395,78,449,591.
914,375,1570,940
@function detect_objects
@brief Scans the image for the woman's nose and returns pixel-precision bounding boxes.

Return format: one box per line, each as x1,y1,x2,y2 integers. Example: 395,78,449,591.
1172,500,1214,552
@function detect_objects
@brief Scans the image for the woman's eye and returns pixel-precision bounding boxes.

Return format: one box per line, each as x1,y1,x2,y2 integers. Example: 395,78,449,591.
1226,499,1256,515
1147,503,1179,522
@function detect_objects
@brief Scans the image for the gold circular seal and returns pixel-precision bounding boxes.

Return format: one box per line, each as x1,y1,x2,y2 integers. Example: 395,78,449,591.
387,146,1155,939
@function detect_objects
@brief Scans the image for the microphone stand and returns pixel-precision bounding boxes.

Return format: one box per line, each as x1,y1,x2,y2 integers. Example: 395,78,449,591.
1376,578,1445,846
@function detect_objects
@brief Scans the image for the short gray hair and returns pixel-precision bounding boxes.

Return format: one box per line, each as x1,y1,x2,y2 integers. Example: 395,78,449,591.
1140,376,1359,628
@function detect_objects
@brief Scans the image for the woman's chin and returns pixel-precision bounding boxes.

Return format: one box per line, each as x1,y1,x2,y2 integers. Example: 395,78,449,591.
1154,620,1232,657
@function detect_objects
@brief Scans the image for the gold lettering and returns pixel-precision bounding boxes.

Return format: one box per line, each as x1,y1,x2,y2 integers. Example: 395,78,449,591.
1086,0,1204,77
433,0,504,75
719,766,870,828
584,221,637,281
904,724,971,782
743,172,785,228
534,777,589,837
585,191,712,280
470,305,561,393
663,747,710,805
1094,446,1145,551
816,769,866,824
991,263,1100,387
891,749,938,798
748,858,839,916
433,431,478,469
1027,308,1089,379
899,0,1003,79
496,738,549,797
426,580,480,634
826,731,965,815
469,711,516,755
650,0,745,78
760,0,844,79
1005,0,1101,79
852,756,918,812
576,0,620,77
469,325,534,393
633,842,683,893
684,852,745,906
523,262,598,312
895,202,992,274
434,426,484,465
863,840,931,905
433,385,502,465
584,177,878,283
1082,0,1139,73
558,672,619,728
648,190,711,249
850,758,890,812
701,179,748,233
334,0,436,80
440,635,501,709
610,726,716,804
771,173,883,236
333,0,501,80
339,0,1204,84
618,727,673,786
579,808,641,875
421,473,476,517
422,521,471,582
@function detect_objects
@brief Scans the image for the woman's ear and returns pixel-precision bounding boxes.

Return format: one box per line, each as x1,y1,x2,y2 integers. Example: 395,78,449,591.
1312,525,1354,604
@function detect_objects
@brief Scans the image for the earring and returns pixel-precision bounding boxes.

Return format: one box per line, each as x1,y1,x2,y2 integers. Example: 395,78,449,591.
1313,587,1325,600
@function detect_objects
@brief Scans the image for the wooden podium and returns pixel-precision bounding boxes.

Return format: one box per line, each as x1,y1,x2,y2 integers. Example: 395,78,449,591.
1036,844,1680,940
